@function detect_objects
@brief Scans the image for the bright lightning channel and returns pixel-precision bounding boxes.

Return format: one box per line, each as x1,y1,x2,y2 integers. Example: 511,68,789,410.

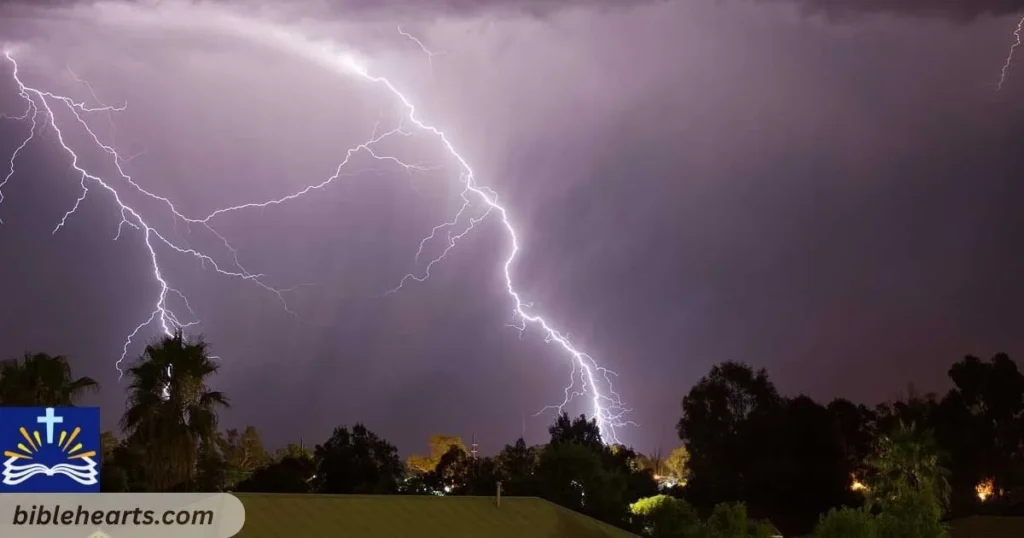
1,50,293,377
0,22,632,442
996,15,1024,91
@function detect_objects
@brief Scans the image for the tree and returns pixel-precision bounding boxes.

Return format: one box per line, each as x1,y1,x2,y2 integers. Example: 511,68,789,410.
219,426,269,487
937,353,1024,512
495,437,539,495
119,330,228,491
0,352,98,406
866,421,950,511
194,435,228,492
757,395,856,534
677,362,782,507
875,488,947,538
549,412,604,451
866,421,949,538
607,444,660,507
274,442,313,462
534,413,657,529
100,437,147,492
704,502,778,538
663,446,690,484
814,507,877,538
313,423,402,494
678,363,865,535
406,434,466,475
100,431,119,461
629,495,703,538
99,432,130,493
434,444,471,492
439,450,500,496
235,455,315,493
827,399,877,482
536,442,628,525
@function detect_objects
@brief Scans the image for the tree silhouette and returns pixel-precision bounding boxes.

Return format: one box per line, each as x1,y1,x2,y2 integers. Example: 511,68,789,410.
549,412,604,450
496,437,540,495
677,362,783,509
313,423,402,494
236,455,315,493
678,362,873,535
120,330,228,491
940,353,1024,511
0,352,98,406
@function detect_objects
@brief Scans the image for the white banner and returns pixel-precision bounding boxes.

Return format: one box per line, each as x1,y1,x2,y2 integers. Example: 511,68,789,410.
0,493,245,538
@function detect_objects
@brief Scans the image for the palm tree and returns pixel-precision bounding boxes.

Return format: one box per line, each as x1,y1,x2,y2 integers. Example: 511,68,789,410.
120,330,228,491
0,352,99,406
866,420,951,510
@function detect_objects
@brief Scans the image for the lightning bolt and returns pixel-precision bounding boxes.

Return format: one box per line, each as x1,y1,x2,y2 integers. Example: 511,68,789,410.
1,49,293,378
398,25,444,78
996,15,1024,91
372,31,633,443
0,19,632,442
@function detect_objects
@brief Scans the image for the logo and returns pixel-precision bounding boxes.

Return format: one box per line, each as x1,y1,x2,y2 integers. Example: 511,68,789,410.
0,407,100,492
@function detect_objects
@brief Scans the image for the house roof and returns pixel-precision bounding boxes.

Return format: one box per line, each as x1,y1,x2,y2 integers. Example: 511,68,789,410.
233,493,639,538
947,516,1024,538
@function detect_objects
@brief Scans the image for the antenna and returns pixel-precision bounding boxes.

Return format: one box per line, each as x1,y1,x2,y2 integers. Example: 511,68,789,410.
471,434,479,459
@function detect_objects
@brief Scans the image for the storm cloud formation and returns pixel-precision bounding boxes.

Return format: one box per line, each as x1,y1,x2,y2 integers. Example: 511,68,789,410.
0,0,670,19
2,0,1021,21
758,0,1024,22
1,0,1023,456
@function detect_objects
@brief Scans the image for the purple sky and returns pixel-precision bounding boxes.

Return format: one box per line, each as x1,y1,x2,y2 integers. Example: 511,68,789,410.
1,0,1023,457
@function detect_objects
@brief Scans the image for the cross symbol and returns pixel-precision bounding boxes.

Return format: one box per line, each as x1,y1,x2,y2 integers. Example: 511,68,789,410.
37,407,63,444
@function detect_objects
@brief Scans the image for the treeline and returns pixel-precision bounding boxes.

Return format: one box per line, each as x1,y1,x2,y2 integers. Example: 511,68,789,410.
675,355,1023,535
2,330,1021,538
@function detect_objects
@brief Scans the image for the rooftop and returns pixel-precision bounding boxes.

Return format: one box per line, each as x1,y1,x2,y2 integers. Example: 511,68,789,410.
233,493,639,538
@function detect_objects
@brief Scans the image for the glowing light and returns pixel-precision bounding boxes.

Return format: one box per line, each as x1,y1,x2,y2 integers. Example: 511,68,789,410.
976,477,994,502
0,19,632,443
996,15,1024,91
652,474,682,488
850,475,867,492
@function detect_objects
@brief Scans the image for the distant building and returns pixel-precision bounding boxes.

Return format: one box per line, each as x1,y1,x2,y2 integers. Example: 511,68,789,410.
234,493,638,538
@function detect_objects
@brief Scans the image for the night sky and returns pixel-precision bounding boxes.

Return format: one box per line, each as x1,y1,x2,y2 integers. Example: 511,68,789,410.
1,0,1023,458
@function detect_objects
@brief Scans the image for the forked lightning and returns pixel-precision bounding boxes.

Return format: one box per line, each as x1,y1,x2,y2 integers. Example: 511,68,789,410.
996,15,1024,91
0,21,631,442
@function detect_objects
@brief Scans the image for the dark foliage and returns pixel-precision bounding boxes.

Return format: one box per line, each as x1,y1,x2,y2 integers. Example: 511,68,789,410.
313,423,403,494
8,335,1023,536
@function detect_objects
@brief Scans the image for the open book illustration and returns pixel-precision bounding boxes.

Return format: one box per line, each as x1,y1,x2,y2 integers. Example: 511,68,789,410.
3,457,98,486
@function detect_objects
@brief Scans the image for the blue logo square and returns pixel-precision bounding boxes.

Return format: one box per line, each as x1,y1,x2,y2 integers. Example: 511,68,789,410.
0,407,101,492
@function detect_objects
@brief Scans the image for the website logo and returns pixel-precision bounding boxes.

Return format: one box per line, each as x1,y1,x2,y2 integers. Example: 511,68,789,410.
1,407,100,492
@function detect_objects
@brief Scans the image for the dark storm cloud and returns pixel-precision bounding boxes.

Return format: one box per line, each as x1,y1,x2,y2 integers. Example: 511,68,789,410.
3,0,1020,21
3,0,1024,457
752,0,1024,22
0,0,671,18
